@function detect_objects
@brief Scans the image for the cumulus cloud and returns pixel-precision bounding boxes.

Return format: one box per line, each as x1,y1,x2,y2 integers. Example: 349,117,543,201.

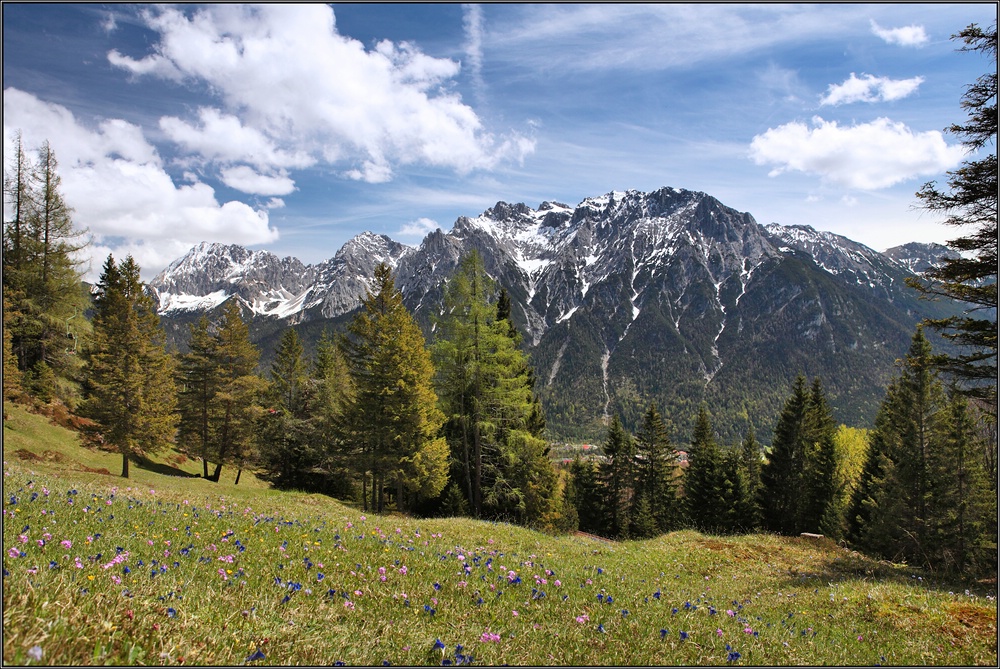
109,4,533,184
820,72,924,105
870,20,928,47
220,166,296,196
398,217,441,240
749,116,964,190
3,88,277,280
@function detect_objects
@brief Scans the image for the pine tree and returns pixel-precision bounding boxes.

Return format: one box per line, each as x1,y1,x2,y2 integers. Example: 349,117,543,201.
270,327,310,418
341,263,447,513
600,413,634,539
684,406,727,534
910,22,997,415
82,255,178,478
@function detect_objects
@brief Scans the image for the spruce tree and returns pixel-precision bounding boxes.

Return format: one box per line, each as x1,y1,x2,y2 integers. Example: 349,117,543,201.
738,424,763,531
848,327,996,573
569,456,604,534
634,403,679,533
601,413,635,539
341,263,447,513
82,255,178,478
800,379,841,536
683,406,727,534
910,22,997,415
759,376,809,534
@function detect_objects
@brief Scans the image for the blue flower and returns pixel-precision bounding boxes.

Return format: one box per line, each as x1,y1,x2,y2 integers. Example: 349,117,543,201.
166,608,176,618
434,639,446,650
660,628,668,639
680,631,689,640
433,582,441,590
726,650,741,662
606,596,613,605
597,624,606,633
246,649,266,663
653,590,661,600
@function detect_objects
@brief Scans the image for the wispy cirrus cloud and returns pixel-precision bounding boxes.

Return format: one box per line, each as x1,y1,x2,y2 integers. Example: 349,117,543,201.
820,72,924,105
870,20,928,47
749,116,964,190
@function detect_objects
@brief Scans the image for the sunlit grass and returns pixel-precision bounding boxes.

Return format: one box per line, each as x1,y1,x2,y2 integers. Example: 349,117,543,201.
3,401,997,666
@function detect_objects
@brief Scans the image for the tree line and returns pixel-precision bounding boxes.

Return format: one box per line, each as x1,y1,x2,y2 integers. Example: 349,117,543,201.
2,22,995,576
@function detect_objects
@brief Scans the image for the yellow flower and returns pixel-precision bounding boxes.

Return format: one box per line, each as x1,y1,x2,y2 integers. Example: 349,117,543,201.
87,574,95,581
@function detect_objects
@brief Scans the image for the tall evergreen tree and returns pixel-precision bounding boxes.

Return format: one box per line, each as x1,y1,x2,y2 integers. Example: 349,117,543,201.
633,403,679,534
910,22,997,415
738,424,763,531
82,255,177,478
569,456,604,534
341,263,448,513
177,316,219,478
759,376,810,534
683,406,727,534
800,379,841,536
848,327,996,573
601,413,635,539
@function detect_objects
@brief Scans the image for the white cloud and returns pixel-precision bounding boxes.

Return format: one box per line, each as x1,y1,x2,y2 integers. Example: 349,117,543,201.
398,217,441,239
463,4,486,105
3,88,277,281
109,5,533,184
820,73,924,105
870,20,928,47
220,165,296,196
749,116,965,190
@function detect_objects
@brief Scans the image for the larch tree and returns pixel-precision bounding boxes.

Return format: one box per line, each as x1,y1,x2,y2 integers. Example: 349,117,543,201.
82,255,178,478
341,263,448,513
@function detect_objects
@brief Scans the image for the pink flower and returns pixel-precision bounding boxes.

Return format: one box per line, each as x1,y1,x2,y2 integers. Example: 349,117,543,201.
744,626,753,634
575,614,589,624
479,632,500,643
512,610,519,617
218,568,228,580
111,575,121,584
399,566,408,575
716,629,724,637
726,609,735,617
344,600,355,611
554,580,562,587
18,534,28,544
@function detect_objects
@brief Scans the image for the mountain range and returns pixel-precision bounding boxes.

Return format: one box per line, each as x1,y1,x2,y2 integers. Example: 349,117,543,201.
149,186,960,445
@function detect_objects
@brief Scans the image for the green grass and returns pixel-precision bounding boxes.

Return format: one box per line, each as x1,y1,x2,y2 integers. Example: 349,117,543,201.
3,402,997,666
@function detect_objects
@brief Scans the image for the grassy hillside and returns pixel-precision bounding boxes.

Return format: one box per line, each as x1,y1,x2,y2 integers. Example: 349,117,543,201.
3,402,996,666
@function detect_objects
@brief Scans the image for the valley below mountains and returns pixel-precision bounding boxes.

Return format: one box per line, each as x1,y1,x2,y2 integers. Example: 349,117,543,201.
149,186,960,445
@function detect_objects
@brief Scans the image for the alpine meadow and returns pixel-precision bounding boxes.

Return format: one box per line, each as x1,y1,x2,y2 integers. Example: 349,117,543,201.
2,6,997,668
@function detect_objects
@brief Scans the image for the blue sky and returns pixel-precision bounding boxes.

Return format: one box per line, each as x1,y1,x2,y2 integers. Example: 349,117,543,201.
3,3,995,280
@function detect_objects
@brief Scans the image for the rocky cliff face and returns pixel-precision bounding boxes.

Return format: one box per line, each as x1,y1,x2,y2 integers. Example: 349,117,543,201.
150,187,958,443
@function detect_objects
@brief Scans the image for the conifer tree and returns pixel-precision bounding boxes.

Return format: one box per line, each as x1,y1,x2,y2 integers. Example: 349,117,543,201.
210,300,266,483
759,376,809,534
634,403,679,533
82,255,178,478
177,316,218,478
433,251,554,522
684,406,727,533
3,135,89,395
569,456,604,534
910,22,997,415
601,413,635,539
738,424,763,531
848,327,996,573
341,263,448,513
801,379,841,536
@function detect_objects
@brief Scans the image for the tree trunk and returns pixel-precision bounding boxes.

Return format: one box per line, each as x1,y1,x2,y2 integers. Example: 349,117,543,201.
234,468,242,486
121,452,130,478
202,457,209,478
211,461,223,482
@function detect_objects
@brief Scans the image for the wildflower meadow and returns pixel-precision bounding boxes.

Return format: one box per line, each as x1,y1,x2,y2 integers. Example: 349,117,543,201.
2,403,996,666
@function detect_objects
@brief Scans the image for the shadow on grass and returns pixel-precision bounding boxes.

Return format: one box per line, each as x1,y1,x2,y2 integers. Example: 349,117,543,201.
135,456,200,478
